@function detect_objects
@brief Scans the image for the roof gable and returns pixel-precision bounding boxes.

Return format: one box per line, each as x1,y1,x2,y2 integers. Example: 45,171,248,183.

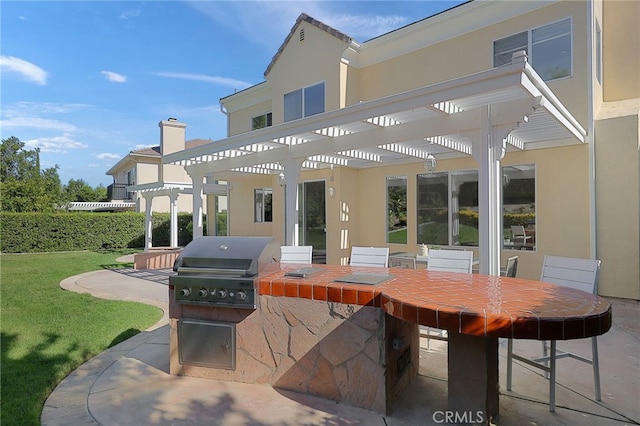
264,13,353,77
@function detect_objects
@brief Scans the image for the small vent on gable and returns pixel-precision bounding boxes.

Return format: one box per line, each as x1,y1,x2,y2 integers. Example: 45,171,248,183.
299,28,305,42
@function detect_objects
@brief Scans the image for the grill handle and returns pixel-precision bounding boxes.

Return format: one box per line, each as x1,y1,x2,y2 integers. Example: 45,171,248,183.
176,267,252,277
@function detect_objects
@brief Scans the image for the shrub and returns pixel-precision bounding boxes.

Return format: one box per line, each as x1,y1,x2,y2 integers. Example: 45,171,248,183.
0,212,200,253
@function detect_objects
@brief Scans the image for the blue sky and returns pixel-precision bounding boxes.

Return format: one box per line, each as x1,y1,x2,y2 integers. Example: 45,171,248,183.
1,1,466,187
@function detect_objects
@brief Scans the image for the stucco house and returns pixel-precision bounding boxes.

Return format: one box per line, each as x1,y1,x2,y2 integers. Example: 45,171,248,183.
105,118,211,214
143,0,638,300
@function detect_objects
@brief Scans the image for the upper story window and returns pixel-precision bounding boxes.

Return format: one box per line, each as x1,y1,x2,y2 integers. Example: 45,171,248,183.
252,112,272,130
494,18,572,81
284,82,325,122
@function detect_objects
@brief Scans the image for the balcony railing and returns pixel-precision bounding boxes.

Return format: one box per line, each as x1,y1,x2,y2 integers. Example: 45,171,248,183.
107,183,134,201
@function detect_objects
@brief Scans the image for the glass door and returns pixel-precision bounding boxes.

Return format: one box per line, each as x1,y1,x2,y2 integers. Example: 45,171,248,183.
298,181,326,261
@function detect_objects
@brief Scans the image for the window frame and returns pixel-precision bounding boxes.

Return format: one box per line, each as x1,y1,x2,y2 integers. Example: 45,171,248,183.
254,188,273,223
386,175,408,244
251,112,272,130
493,17,573,81
502,164,537,251
284,82,325,122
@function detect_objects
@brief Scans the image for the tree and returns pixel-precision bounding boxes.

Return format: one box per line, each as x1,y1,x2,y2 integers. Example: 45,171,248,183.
63,179,108,202
0,136,64,212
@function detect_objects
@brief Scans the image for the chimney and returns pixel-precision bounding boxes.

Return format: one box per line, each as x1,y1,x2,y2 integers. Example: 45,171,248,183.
159,118,186,155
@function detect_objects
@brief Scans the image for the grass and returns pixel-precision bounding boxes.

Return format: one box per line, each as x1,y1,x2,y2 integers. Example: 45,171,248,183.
0,250,163,426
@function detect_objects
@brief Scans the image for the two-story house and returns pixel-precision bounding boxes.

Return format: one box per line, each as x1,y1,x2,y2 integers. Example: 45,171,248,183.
156,0,637,300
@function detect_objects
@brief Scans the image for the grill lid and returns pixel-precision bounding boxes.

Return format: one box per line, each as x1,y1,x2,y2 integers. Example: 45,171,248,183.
173,236,280,277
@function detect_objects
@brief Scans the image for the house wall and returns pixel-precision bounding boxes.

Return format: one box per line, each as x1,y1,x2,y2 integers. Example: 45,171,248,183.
212,1,639,298
266,19,350,125
602,1,640,102
227,174,275,238
595,112,640,299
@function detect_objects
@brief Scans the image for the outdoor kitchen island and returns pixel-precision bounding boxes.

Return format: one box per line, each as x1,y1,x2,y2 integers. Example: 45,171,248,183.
169,242,612,420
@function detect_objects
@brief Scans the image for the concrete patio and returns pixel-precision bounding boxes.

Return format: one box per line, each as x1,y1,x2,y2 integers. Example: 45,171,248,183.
42,264,639,425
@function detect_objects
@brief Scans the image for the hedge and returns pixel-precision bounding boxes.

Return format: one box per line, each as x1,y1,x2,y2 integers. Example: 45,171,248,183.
0,212,200,253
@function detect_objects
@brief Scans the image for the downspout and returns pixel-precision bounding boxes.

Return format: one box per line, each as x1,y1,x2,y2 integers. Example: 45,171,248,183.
587,0,597,259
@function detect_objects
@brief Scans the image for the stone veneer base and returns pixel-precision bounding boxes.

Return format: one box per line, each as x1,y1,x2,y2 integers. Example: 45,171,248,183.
169,293,419,415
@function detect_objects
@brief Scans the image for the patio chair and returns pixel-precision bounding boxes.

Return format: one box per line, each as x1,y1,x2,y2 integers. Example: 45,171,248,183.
280,245,313,264
506,255,602,412
426,249,474,273
349,246,389,268
500,255,519,277
421,249,474,347
511,225,532,249
389,255,417,269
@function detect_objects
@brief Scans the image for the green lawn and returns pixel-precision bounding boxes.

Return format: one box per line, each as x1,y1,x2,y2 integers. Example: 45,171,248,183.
0,251,163,426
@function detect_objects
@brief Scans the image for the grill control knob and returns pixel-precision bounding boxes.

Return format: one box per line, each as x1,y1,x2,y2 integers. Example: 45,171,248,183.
236,290,248,300
216,289,227,298
179,288,190,297
198,288,208,297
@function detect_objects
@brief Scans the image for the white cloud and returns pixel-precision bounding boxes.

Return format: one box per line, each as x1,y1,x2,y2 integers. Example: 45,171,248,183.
0,55,48,85
95,153,121,161
24,135,88,153
101,70,127,83
186,1,412,51
152,72,251,90
0,116,77,133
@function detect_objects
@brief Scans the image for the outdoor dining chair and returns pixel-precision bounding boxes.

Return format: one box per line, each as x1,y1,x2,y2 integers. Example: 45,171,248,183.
511,225,532,249
500,255,519,277
506,255,602,412
349,246,389,268
421,249,474,347
280,245,313,264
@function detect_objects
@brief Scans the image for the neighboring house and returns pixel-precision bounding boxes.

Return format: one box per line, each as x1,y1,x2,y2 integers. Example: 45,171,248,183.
156,1,637,300
106,118,210,215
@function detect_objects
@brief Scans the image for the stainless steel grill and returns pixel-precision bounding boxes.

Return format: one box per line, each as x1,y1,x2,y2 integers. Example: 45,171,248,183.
170,236,280,309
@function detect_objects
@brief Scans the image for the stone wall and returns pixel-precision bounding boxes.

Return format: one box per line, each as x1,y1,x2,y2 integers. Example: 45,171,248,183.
169,293,419,414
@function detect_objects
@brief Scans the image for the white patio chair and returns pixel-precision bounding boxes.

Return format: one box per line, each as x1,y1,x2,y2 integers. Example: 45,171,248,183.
500,255,519,277
280,245,313,264
349,246,389,268
511,225,532,249
421,249,474,347
506,255,602,412
426,249,474,273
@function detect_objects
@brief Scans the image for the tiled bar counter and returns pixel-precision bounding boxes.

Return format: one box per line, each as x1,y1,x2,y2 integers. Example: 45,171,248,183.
169,264,612,419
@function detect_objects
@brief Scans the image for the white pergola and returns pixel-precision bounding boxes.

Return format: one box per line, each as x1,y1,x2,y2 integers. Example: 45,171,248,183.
127,181,193,250
162,53,586,276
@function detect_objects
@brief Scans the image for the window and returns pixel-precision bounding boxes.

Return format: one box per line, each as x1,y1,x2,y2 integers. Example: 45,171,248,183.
387,176,407,244
502,164,536,250
254,188,272,223
284,82,325,122
416,170,478,246
252,112,272,130
494,18,572,81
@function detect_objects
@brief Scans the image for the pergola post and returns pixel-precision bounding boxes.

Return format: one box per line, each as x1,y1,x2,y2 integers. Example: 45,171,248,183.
281,157,305,246
187,169,205,240
169,190,179,248
143,194,153,252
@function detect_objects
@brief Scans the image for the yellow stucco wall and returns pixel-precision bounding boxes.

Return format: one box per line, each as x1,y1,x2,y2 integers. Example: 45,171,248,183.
208,1,639,299
595,113,640,299
266,20,349,124
602,1,640,102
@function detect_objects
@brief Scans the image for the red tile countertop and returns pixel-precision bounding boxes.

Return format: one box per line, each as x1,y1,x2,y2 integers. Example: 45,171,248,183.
258,265,612,340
